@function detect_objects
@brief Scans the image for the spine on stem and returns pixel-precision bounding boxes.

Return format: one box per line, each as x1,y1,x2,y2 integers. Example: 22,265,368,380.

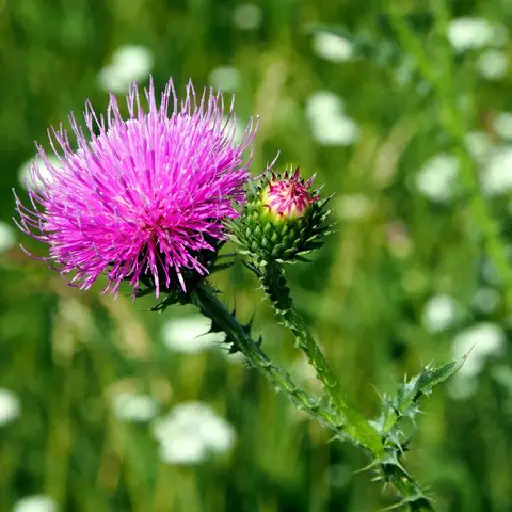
190,282,351,439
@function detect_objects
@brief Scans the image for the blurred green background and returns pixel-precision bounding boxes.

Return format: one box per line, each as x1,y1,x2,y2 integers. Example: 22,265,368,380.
2,0,512,510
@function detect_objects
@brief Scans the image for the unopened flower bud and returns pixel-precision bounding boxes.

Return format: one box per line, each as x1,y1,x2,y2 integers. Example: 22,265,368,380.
230,166,332,264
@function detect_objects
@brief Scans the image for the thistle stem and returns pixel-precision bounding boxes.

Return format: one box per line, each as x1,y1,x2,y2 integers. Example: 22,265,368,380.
190,282,347,436
391,476,434,511
255,260,382,454
178,279,442,508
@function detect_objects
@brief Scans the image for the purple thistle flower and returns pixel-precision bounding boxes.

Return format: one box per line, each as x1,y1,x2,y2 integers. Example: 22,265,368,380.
14,78,257,297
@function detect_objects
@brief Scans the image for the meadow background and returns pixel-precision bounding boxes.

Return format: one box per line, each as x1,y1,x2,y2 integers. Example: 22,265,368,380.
2,0,512,510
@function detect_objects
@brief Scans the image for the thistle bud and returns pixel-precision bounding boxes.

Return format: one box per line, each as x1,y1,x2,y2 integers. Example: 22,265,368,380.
230,166,332,264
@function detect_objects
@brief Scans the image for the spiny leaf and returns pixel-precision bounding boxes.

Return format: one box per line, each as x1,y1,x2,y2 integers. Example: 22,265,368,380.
415,355,467,398
370,355,467,509
384,354,467,428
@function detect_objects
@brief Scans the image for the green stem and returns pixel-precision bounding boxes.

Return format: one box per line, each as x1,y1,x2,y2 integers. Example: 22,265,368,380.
191,280,431,508
256,260,382,455
390,475,434,511
190,282,347,437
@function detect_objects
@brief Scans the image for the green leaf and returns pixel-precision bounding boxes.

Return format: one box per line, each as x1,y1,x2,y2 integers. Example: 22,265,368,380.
388,353,467,423
415,355,467,398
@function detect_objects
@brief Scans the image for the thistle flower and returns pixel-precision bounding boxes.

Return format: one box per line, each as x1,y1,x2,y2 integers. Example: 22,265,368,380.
14,78,257,297
230,166,332,264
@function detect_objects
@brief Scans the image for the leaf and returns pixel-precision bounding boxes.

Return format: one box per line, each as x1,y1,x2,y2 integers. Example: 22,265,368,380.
415,355,467,398
376,353,468,440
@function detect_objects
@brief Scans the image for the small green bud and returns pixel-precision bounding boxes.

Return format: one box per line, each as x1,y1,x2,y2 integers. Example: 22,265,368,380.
230,165,333,264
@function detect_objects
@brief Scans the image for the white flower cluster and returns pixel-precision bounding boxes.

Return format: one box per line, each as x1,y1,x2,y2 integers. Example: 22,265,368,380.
422,295,460,333
13,495,57,512
447,18,508,52
0,388,20,425
415,127,512,200
447,17,509,81
13,494,58,512
313,32,354,63
111,392,159,422
18,156,60,192
98,45,153,94
415,154,459,203
450,323,505,400
152,402,236,465
0,222,15,253
161,314,225,353
305,91,359,146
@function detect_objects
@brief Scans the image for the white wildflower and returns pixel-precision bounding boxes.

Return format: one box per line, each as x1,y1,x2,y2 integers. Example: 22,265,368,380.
0,388,20,425
161,315,225,353
447,18,507,52
18,156,60,192
313,32,354,62
111,392,159,422
13,496,57,512
493,112,512,140
153,402,235,465
0,222,15,253
415,154,459,202
422,295,459,333
465,131,493,161
481,146,512,195
452,322,505,377
98,45,153,93
477,49,509,80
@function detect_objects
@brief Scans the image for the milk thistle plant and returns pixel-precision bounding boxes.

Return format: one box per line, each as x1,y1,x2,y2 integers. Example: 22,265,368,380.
14,77,464,511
